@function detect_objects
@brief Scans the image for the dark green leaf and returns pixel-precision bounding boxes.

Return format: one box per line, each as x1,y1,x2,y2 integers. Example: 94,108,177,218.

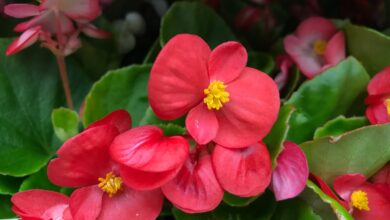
161,2,236,48
302,123,390,184
247,52,275,75
223,192,258,207
0,175,23,195
52,108,79,142
83,64,151,127
0,195,15,218
314,116,368,139
271,198,322,220
139,106,185,127
286,57,370,143
19,167,60,192
143,37,161,64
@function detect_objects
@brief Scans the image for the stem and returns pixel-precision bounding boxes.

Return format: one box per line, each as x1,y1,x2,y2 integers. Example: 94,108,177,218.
55,53,74,109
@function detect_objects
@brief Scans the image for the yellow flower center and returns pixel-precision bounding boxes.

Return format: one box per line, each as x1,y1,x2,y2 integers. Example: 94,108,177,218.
386,99,390,116
313,39,327,55
350,190,370,211
98,172,123,197
203,80,230,110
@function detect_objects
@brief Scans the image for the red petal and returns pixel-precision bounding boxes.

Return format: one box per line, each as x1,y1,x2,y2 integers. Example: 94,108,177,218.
98,187,163,220
296,17,337,42
352,185,390,220
70,186,104,220
120,165,182,190
324,32,345,66
11,190,69,218
372,163,390,185
4,4,40,18
271,141,309,201
333,174,367,202
148,34,210,119
87,109,132,133
162,148,223,213
6,26,40,56
365,103,390,124
42,0,101,20
214,67,280,148
48,125,118,187
110,125,189,172
212,142,272,197
186,103,219,145
208,41,247,83
367,66,390,95
81,24,111,39
14,11,74,34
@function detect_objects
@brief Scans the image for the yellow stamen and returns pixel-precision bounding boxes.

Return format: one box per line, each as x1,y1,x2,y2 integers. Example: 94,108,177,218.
313,39,327,55
386,99,390,116
203,80,230,110
350,190,370,211
98,172,123,197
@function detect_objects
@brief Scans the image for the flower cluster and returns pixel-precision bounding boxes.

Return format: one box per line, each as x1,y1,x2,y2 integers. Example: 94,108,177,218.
4,0,110,56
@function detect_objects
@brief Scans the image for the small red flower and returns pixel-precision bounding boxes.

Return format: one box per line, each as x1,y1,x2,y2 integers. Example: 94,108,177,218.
47,110,164,220
365,66,390,124
148,34,280,148
11,189,72,220
284,17,345,78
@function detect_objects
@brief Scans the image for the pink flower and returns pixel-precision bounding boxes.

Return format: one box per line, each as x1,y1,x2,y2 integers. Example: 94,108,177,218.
284,16,345,78
11,190,72,220
274,54,294,90
365,66,390,124
148,34,280,148
47,110,165,219
271,141,309,201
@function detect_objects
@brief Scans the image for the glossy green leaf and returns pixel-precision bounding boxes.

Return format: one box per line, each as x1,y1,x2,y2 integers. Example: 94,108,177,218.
271,198,322,220
19,167,60,192
264,104,296,167
314,116,368,139
0,195,14,218
51,108,79,142
139,106,185,127
223,192,258,207
83,64,151,127
247,52,275,75
302,123,390,184
286,57,370,143
143,38,161,64
0,39,90,177
158,123,186,136
346,24,390,76
161,2,236,48
0,175,23,195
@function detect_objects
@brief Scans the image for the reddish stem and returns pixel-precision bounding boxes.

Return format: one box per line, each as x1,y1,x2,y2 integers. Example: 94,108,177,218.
55,53,74,109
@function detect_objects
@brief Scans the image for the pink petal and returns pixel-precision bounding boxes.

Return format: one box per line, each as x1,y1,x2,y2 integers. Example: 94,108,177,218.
214,67,280,148
333,174,367,202
186,103,219,145
70,186,104,220
87,109,132,134
11,190,69,218
48,125,118,187
352,185,390,220
148,34,210,120
110,125,189,172
208,41,247,83
212,142,272,197
6,26,41,56
365,103,390,124
81,24,111,39
284,35,322,78
98,187,163,220
119,165,182,190
271,141,309,201
42,0,101,20
14,11,74,34
324,31,346,66
162,148,223,213
296,17,337,42
372,163,390,185
367,66,390,95
4,4,40,18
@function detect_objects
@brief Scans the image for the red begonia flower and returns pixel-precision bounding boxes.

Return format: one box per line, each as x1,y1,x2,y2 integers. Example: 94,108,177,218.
110,125,190,190
148,34,280,148
48,110,163,220
271,141,309,201
284,16,345,78
372,163,390,186
11,189,72,220
162,146,224,213
333,174,390,220
365,66,390,124
212,141,272,197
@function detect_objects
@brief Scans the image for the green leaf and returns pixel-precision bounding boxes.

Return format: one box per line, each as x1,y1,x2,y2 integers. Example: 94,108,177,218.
346,24,390,76
0,195,14,218
263,104,296,167
83,64,151,127
51,108,79,142
161,2,236,48
223,192,258,207
302,123,390,184
286,57,370,143
158,124,186,136
314,116,368,139
143,37,161,64
139,106,185,127
0,39,90,177
271,198,322,220
172,208,213,220
247,52,275,74
0,175,23,195
19,167,60,192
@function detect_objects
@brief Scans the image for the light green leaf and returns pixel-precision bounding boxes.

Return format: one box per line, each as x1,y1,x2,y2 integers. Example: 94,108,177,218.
51,108,79,142
19,167,60,192
314,116,368,139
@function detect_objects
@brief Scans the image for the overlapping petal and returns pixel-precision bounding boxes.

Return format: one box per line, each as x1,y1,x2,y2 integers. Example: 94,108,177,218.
186,103,219,145
70,185,103,220
212,142,272,197
295,16,337,42
4,4,40,18
41,0,101,21
324,31,345,66
367,66,390,95
333,174,367,201
352,185,390,220
87,109,132,133
6,26,41,56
